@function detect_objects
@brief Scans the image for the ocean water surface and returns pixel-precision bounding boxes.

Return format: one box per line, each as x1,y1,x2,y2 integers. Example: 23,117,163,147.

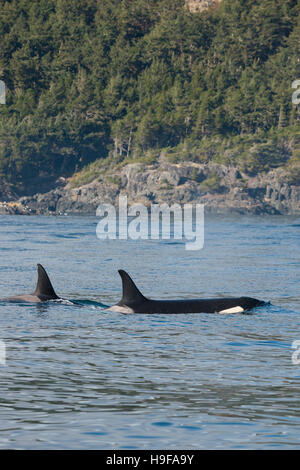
0,214,299,449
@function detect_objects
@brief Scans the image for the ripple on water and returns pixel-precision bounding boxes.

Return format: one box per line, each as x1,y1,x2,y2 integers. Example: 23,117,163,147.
0,215,299,449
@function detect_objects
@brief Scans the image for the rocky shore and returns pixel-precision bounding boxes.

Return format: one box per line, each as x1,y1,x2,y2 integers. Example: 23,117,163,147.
0,161,299,216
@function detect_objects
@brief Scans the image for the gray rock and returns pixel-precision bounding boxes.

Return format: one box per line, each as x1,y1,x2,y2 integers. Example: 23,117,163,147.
2,161,300,216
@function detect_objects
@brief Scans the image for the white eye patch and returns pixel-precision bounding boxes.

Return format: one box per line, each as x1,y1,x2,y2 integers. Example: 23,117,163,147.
218,306,244,314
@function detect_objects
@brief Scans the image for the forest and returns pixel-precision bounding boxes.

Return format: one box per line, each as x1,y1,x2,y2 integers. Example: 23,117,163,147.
0,0,299,195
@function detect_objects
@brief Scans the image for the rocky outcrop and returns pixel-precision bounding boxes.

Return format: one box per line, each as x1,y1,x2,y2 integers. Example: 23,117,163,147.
0,201,32,215
185,0,222,13
2,160,299,216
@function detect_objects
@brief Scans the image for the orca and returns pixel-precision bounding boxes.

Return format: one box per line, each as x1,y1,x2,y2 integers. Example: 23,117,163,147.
4,264,60,303
108,270,265,314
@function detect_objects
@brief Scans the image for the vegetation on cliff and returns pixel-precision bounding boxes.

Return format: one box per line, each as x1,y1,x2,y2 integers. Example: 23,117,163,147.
0,0,299,195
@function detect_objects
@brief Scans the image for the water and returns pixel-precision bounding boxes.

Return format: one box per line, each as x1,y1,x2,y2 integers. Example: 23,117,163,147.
0,214,299,449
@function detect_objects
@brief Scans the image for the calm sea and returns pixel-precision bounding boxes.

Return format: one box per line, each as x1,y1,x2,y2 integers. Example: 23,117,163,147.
0,214,299,449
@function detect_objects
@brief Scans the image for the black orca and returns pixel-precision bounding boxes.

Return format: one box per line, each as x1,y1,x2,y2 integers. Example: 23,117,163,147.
4,264,60,303
108,270,265,314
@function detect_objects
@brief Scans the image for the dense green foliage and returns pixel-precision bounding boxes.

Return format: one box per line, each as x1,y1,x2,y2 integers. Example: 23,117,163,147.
0,0,299,194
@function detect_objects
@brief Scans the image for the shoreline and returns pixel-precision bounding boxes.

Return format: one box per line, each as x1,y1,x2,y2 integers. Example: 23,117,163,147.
1,161,299,216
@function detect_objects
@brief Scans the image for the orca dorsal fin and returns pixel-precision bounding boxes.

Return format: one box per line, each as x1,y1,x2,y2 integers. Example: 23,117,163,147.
118,270,147,306
33,264,59,299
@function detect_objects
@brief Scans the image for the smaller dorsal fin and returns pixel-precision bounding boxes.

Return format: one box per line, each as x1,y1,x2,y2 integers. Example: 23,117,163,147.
33,264,59,299
118,270,147,306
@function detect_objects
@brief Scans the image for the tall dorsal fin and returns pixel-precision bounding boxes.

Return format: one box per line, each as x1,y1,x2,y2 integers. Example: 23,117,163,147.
118,270,147,306
33,264,59,299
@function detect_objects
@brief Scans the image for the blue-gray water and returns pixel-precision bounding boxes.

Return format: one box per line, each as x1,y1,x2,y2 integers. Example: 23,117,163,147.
0,214,299,449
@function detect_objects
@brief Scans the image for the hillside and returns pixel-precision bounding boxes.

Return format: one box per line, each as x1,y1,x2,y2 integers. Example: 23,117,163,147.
0,0,299,203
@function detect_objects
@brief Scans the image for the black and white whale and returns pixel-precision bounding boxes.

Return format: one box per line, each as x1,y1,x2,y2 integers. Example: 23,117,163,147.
108,270,265,314
3,264,60,303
